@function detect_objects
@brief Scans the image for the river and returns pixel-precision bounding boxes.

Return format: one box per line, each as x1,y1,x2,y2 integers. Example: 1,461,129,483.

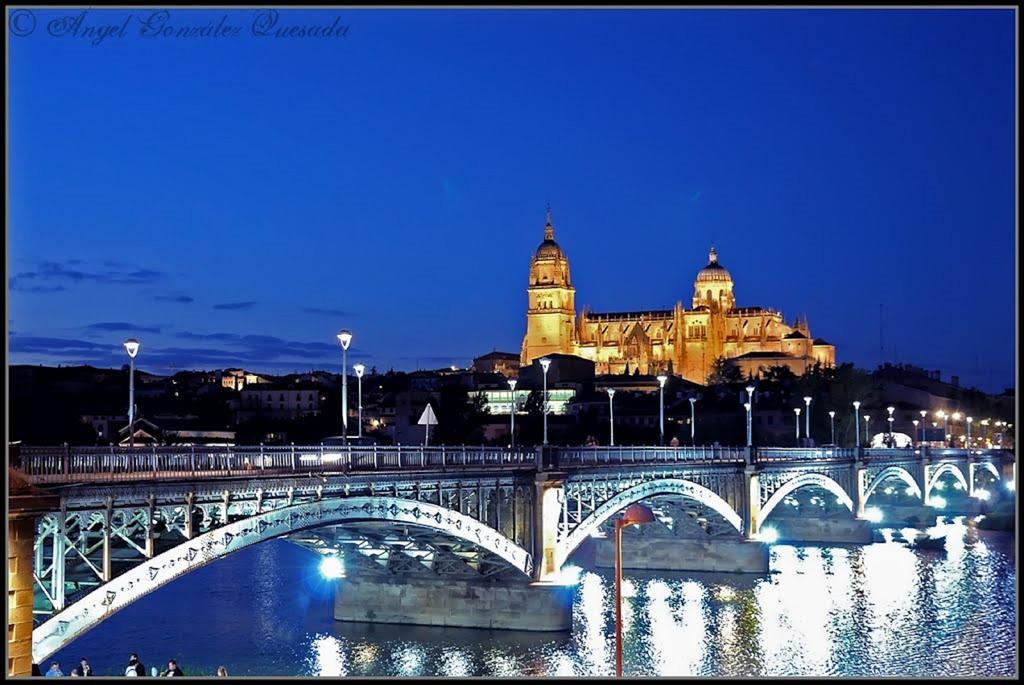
48,516,1016,677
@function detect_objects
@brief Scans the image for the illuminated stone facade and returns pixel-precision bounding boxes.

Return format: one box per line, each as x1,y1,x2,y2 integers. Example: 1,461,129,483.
520,213,836,383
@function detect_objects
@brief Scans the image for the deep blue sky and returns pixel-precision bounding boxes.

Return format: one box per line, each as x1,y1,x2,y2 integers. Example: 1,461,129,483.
8,8,1016,391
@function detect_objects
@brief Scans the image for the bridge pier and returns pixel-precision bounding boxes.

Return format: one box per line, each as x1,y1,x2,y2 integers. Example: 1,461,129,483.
333,575,573,631
743,466,760,540
853,458,868,518
532,471,565,582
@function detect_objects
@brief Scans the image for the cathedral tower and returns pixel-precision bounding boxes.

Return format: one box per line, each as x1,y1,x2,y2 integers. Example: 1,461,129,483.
521,209,577,365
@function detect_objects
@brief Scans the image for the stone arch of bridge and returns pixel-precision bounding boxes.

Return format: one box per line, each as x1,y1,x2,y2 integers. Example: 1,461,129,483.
973,461,1000,482
757,472,854,531
926,462,968,496
554,478,742,571
863,466,923,504
32,496,531,663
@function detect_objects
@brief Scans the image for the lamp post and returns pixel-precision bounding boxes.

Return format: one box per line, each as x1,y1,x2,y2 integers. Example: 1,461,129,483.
886,406,895,444
828,411,836,445
540,357,551,446
123,339,140,448
337,330,352,443
607,388,616,446
688,397,697,446
508,379,518,448
615,503,655,678
656,375,668,446
936,410,948,446
951,412,961,447
745,385,756,448
864,415,871,446
353,364,365,439
966,416,973,446
853,401,861,448
803,396,812,443
794,407,801,441
887,417,894,445
912,419,919,447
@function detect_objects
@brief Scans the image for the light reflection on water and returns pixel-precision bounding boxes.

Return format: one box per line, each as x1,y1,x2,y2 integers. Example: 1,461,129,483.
51,517,1015,677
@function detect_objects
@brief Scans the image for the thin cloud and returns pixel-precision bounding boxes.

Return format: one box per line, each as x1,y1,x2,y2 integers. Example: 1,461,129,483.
84,322,162,333
152,293,194,303
9,259,167,290
301,307,356,317
212,301,258,310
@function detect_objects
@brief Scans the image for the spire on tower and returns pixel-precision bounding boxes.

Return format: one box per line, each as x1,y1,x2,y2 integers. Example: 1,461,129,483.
544,204,554,241
709,245,718,264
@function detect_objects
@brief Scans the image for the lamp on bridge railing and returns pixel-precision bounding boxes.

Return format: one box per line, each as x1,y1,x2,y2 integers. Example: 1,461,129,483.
794,407,801,441
508,378,518,448
615,503,655,678
657,375,668,446
966,416,973,446
689,396,697,447
886,417,894,445
886,406,895,443
803,396,812,442
863,414,871,446
828,411,836,445
123,338,140,448
912,419,919,446
607,388,616,446
540,357,551,446
853,401,861,447
353,364,365,439
744,402,752,447
337,330,353,444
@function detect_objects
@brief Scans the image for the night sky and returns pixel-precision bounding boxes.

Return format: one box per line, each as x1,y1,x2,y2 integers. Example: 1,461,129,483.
8,8,1016,391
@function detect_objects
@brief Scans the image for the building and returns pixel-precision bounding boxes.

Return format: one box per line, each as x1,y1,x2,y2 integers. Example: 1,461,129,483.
238,383,325,420
520,210,836,383
471,351,521,377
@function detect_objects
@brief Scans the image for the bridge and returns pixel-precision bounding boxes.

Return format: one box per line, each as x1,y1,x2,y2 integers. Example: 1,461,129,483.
8,443,1015,668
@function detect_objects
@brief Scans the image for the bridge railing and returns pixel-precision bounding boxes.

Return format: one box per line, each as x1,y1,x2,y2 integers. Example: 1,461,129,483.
557,445,746,465
754,447,858,462
15,444,536,482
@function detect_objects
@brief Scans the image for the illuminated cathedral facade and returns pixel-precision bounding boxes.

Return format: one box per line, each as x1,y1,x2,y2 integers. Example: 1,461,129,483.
520,211,836,383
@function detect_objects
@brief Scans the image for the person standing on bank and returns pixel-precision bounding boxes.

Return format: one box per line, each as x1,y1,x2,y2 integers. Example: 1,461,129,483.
45,662,64,677
216,666,228,677
125,654,146,677
161,660,184,677
79,657,93,676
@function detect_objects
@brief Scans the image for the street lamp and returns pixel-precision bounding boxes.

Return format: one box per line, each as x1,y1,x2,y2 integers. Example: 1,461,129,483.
886,406,895,444
744,402,752,447
794,407,801,441
657,375,668,445
123,339,140,448
607,388,616,446
688,397,697,446
966,416,973,446
614,503,655,678
887,417,894,445
912,419,919,446
337,330,353,443
803,396,812,442
353,364,365,439
508,378,518,448
864,415,871,446
853,401,861,447
540,357,551,446
828,410,836,445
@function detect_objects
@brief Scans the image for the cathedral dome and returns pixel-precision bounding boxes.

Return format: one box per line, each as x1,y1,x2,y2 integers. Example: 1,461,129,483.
534,213,565,261
694,246,732,284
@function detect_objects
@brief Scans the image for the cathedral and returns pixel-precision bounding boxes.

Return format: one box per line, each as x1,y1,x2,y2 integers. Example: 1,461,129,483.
520,211,836,384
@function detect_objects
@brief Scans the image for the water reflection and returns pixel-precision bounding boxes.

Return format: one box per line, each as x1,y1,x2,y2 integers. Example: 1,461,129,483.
52,520,1015,677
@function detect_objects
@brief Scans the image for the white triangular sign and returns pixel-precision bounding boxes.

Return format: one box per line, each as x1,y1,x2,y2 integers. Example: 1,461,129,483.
417,404,438,426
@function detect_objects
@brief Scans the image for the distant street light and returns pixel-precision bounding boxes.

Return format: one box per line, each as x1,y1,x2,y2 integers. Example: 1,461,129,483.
886,406,895,444
688,397,697,446
607,388,616,446
337,330,353,444
864,415,871,446
540,358,551,446
912,419,919,447
966,416,973,446
803,396,812,442
123,339,140,448
508,378,518,448
828,411,836,445
614,503,655,678
657,375,668,445
353,364,365,439
794,407,801,441
853,401,861,448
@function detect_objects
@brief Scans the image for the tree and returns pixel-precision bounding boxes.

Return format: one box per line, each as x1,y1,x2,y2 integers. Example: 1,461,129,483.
706,356,742,385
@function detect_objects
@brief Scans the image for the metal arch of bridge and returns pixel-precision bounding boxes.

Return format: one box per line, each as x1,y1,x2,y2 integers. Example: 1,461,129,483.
31,496,531,663
925,462,969,497
554,478,743,570
757,472,855,531
863,466,923,504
